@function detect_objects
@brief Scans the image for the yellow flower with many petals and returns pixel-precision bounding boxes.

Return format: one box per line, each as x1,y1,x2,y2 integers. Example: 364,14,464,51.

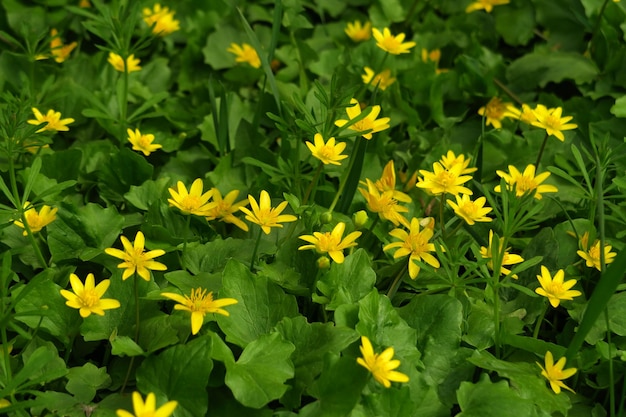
477,97,510,129
27,107,74,133
116,391,177,417
466,0,510,13
537,351,577,394
535,266,582,308
50,29,77,63
345,20,371,42
446,195,492,225
239,190,297,234
334,98,390,140
531,105,578,142
577,239,616,271
108,52,141,73
227,43,261,69
143,4,180,37
167,178,215,216
14,202,57,236
205,188,249,231
494,164,557,200
359,179,410,228
417,162,473,196
503,103,536,124
305,133,348,165
479,230,524,278
127,128,162,156
162,288,238,335
362,67,396,91
383,217,440,279
372,160,412,203
372,28,416,55
104,231,167,281
298,222,362,264
356,336,409,388
439,151,477,176
60,273,120,318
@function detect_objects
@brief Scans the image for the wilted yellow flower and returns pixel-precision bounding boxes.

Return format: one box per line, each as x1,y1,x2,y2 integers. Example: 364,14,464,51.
345,20,371,42
494,164,557,200
577,239,616,271
27,107,74,133
535,266,582,308
479,230,524,278
466,0,510,13
503,103,537,124
359,179,410,228
439,151,477,176
116,392,177,417
127,128,162,156
362,67,396,91
477,97,510,129
334,98,390,140
537,351,577,394
447,195,492,225
60,273,120,318
417,162,473,196
239,190,297,234
50,29,77,63
162,288,238,335
104,231,167,281
205,188,249,231
108,52,141,73
372,28,416,55
531,105,578,142
14,202,57,236
383,217,440,279
143,4,180,36
305,133,348,165
167,179,215,216
299,222,361,264
356,336,409,388
227,43,261,68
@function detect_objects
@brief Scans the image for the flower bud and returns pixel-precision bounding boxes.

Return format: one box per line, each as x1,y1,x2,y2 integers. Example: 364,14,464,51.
353,210,368,229
317,256,331,269
320,211,333,224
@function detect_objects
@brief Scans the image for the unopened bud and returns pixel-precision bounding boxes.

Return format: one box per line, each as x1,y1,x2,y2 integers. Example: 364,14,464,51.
320,211,333,224
353,210,368,229
317,256,330,269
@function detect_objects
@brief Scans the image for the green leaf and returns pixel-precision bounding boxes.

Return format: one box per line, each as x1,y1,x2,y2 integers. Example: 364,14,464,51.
40,149,83,183
225,332,295,409
110,336,145,357
183,238,257,275
97,148,154,200
494,2,535,46
610,95,626,118
21,157,42,206
65,363,111,403
456,374,534,417
124,177,171,211
138,315,180,353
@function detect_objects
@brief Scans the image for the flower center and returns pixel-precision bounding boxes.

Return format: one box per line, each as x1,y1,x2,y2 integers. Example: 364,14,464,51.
588,245,600,262
543,114,561,129
319,145,335,159
407,233,429,254
515,176,537,194
138,135,151,148
317,233,341,252
352,118,373,132
180,195,202,212
437,171,456,188
460,201,478,217
486,100,505,118
546,281,564,296
81,290,99,307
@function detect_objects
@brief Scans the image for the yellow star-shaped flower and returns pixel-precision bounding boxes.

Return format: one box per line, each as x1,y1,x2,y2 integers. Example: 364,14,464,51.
334,98,390,140
356,336,409,388
372,28,416,55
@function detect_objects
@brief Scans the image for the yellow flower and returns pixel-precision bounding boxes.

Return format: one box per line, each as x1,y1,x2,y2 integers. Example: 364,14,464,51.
356,336,409,388
466,0,510,13
372,160,412,203
60,273,121,318
305,133,348,165
417,162,473,196
334,98,390,140
345,20,371,42
50,29,77,63
503,103,537,124
127,128,162,156
531,105,578,142
239,190,297,234
27,107,74,133
477,97,510,129
439,151,477,176
167,178,215,216
104,231,167,281
298,222,362,264
227,43,261,69
446,195,492,225
577,239,617,271
383,217,440,279
162,288,238,335
14,202,57,236
359,179,410,228
494,164,558,200
479,230,524,278
362,67,396,91
0,399,10,408
421,48,448,74
372,28,416,55
116,391,177,417
143,4,180,37
535,266,582,308
205,188,249,231
537,351,577,394
108,52,141,73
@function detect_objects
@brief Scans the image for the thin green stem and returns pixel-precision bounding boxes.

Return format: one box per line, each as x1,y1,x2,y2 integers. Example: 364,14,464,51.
121,274,141,394
249,228,263,272
328,141,360,213
1,322,12,384
120,58,129,144
532,304,548,339
302,163,323,205
534,133,549,169
181,214,191,271
439,196,446,236
386,265,406,300
591,0,612,50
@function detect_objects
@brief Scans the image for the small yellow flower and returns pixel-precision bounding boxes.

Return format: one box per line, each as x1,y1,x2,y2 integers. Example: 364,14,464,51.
162,288,238,335
27,107,74,133
334,98,390,140
531,105,578,142
345,20,371,42
239,190,297,234
356,336,409,388
479,230,524,278
383,217,440,279
372,28,416,55
305,133,348,165
127,128,162,156
477,97,511,129
14,202,57,236
116,391,177,417
205,188,249,231
227,43,261,69
60,273,121,318
0,399,10,408
372,160,412,203
439,151,477,176
167,178,215,216
298,222,362,264
503,103,537,124
537,351,577,394
494,164,558,200
421,48,448,74
108,52,142,73
466,0,510,13
577,239,617,271
79,0,90,7
50,29,77,63
417,162,473,196
446,195,492,225
104,231,167,281
143,4,180,37
359,179,410,228
362,67,396,91
535,266,582,308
